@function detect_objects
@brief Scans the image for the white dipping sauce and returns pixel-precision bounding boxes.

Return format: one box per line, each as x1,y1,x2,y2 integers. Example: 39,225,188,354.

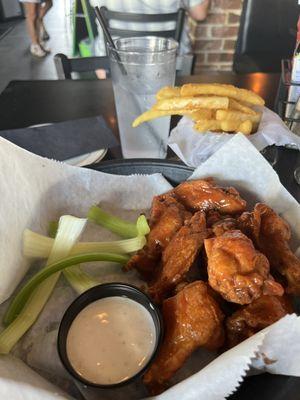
66,296,156,385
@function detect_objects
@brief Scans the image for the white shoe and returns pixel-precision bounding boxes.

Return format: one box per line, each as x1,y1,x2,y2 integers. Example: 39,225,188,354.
30,43,47,58
40,41,51,53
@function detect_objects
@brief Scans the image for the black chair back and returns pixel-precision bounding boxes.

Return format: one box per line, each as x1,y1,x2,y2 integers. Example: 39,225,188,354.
54,52,194,79
234,0,300,73
54,53,110,79
100,6,185,42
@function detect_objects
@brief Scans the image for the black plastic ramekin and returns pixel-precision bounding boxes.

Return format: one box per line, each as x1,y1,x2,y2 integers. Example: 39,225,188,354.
57,283,163,388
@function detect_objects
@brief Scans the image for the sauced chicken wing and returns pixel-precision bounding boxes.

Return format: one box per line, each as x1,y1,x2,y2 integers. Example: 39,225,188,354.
174,178,247,215
148,211,207,303
143,281,224,395
206,210,224,226
211,218,238,237
148,191,182,226
238,203,300,295
226,295,293,347
205,230,284,304
206,210,238,237
125,193,191,280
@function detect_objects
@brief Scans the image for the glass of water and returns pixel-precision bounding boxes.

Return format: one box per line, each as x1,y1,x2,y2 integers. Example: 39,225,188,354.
108,37,178,159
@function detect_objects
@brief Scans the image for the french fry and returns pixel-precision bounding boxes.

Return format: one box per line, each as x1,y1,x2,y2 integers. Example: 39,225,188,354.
215,109,262,124
228,99,256,115
156,86,181,100
132,82,265,135
194,119,253,135
154,96,229,111
132,108,195,127
237,120,252,135
194,119,222,132
189,109,214,120
181,83,265,106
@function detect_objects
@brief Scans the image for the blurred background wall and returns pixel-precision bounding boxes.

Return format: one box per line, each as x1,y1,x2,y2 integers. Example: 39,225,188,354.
192,0,242,72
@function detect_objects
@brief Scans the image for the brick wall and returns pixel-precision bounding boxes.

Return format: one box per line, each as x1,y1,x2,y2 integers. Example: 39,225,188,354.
191,0,243,73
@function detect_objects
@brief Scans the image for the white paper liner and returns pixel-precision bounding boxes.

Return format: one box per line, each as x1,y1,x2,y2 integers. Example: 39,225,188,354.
0,137,172,304
0,136,299,400
168,107,300,167
0,355,72,400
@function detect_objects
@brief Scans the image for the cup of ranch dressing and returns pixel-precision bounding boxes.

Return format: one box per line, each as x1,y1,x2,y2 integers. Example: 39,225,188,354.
57,283,163,388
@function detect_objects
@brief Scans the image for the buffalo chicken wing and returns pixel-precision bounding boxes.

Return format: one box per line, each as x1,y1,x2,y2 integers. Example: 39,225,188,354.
205,230,284,304
239,203,300,295
143,281,224,395
226,295,293,347
125,193,190,280
148,211,207,303
174,178,247,215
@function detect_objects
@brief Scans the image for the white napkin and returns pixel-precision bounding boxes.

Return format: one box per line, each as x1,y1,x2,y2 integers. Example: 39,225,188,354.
168,107,300,167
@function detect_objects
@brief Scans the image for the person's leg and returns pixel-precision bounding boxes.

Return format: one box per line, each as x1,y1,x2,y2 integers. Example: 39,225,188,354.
23,1,47,57
38,0,53,40
38,0,52,19
23,2,39,44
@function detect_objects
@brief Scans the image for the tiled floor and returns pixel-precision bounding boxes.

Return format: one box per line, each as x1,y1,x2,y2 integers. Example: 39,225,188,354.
0,0,72,93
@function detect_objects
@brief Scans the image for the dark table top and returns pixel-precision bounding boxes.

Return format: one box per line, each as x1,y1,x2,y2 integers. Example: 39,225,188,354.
0,72,280,133
0,72,281,158
0,72,299,201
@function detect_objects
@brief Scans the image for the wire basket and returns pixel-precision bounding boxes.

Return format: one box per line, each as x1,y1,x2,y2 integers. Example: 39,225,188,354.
276,59,300,131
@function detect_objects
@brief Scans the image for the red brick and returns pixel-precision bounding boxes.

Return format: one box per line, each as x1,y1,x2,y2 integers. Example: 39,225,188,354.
195,53,206,64
212,0,242,9
202,13,226,24
195,25,208,38
197,65,232,72
207,53,234,62
224,40,237,50
211,26,239,38
193,64,214,74
228,12,241,24
194,39,223,51
218,65,233,70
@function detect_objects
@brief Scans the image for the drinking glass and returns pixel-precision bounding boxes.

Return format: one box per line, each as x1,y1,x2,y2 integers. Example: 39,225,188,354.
108,36,178,159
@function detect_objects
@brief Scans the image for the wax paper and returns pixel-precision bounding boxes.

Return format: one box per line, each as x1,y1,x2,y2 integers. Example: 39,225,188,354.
168,107,300,167
0,135,300,400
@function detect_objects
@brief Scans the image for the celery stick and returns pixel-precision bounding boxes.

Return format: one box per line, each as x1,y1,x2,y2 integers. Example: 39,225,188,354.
47,220,99,295
87,205,138,238
24,230,146,259
48,220,59,238
23,230,53,258
23,213,149,296
62,267,99,294
0,216,87,353
136,215,150,236
4,252,129,328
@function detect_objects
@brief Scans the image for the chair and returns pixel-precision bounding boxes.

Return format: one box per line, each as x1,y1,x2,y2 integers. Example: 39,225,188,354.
99,6,194,75
54,53,110,79
233,0,299,74
100,6,185,42
54,53,194,79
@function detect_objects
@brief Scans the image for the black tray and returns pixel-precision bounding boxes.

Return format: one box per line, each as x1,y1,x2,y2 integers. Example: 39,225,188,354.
89,158,194,186
90,158,300,400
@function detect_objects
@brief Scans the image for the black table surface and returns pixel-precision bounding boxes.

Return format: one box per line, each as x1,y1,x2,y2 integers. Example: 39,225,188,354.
0,72,299,201
0,72,279,134
0,72,281,158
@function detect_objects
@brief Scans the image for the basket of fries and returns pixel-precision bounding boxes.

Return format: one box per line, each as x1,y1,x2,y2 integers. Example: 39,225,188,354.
133,83,300,167
133,83,263,135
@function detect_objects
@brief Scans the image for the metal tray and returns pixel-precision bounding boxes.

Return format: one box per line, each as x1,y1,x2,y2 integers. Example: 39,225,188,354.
90,158,300,399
